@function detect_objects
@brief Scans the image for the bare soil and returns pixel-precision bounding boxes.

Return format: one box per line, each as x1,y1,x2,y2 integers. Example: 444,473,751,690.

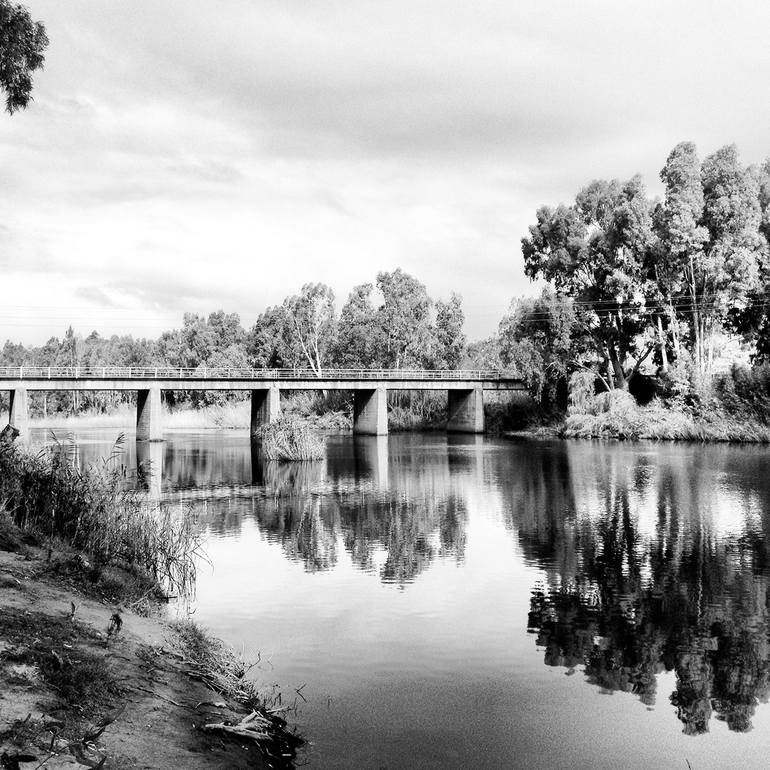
0,543,276,769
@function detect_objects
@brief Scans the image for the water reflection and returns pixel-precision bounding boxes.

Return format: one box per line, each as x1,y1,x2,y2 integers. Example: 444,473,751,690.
154,434,472,586
30,427,770,756
520,441,770,735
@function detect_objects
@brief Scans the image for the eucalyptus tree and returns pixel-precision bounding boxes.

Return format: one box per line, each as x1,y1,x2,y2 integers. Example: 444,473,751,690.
283,283,337,376
521,175,657,389
0,0,47,113
335,283,384,368
697,145,766,371
433,292,466,369
375,268,434,369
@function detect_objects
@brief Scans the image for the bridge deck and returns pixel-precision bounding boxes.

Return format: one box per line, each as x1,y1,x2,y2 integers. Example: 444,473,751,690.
0,367,525,391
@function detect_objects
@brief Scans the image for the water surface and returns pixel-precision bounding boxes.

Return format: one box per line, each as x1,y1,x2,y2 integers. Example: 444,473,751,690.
32,428,770,769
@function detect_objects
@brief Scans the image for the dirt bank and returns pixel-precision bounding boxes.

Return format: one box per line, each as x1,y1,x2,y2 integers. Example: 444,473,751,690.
0,542,296,769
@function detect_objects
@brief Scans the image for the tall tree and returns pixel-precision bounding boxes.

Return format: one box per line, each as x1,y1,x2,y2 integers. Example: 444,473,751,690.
522,176,657,389
335,283,384,368
433,292,466,369
375,268,433,369
283,283,336,376
0,0,48,113
698,145,766,373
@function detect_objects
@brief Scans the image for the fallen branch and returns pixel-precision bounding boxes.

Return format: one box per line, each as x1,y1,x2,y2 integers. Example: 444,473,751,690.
202,711,272,743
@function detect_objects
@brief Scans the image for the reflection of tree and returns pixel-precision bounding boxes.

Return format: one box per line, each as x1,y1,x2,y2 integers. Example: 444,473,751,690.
518,441,770,735
253,441,469,584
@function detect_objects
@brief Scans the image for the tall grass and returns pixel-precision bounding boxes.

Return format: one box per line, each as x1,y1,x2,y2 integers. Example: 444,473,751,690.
257,417,325,461
0,435,202,594
564,390,770,442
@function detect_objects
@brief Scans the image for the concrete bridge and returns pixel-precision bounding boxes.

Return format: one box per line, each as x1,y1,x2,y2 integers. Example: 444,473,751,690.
0,366,525,439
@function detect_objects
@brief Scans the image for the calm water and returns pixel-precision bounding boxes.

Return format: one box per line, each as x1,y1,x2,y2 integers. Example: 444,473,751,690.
30,428,770,768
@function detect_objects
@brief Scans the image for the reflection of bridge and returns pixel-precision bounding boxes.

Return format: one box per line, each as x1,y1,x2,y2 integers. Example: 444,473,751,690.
1,366,525,439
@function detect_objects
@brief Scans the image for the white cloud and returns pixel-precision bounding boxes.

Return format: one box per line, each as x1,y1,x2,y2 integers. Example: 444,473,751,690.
2,0,770,343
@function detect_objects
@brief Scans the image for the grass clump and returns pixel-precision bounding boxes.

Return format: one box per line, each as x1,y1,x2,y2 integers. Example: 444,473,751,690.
0,434,202,596
257,417,325,461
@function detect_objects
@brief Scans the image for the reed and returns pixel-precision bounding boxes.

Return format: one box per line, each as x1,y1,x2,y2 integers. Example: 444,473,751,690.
257,417,326,461
0,434,202,595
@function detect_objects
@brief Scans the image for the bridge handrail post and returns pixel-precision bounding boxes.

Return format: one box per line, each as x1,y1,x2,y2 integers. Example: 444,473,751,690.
47,367,50,379
19,365,23,379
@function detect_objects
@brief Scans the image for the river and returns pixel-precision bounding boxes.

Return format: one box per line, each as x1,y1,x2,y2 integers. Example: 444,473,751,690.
29,428,770,768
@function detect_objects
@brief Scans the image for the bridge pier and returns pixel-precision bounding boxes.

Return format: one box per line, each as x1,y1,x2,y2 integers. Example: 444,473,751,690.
136,388,163,442
8,388,29,436
447,387,484,433
353,387,388,435
250,387,281,434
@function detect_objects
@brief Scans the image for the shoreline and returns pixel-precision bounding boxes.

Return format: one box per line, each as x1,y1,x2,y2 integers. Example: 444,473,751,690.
0,533,300,769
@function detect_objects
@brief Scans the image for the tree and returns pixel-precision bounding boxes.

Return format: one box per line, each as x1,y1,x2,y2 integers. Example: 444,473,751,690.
283,283,336,376
698,145,766,370
0,0,48,113
498,290,591,400
247,305,291,369
522,176,657,389
433,292,466,369
335,283,384,368
375,268,433,369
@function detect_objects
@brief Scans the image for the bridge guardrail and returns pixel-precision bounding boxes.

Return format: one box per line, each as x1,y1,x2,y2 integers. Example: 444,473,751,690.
0,366,520,381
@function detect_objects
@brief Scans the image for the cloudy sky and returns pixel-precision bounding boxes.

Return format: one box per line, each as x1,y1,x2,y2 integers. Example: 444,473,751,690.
2,0,770,344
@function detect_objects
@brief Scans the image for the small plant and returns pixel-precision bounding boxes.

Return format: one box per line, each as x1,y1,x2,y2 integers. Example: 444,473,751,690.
257,417,325,461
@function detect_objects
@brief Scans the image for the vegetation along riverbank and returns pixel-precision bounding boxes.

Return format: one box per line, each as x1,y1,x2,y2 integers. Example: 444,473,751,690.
0,432,302,768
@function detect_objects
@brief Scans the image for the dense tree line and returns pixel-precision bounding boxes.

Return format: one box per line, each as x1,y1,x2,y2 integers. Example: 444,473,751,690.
0,269,468,414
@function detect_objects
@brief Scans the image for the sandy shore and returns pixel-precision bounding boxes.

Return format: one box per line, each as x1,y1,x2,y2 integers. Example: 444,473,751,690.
0,541,282,769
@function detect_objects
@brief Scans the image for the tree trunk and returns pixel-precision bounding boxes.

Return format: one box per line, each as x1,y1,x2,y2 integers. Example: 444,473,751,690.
657,316,668,372
607,347,627,390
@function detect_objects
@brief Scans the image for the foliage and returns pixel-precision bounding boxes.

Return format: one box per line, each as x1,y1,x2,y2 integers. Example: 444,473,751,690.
0,436,201,594
499,290,584,401
375,268,435,368
334,283,384,367
433,291,466,368
520,140,770,406
522,176,657,389
257,417,326,461
284,282,337,375
0,0,48,113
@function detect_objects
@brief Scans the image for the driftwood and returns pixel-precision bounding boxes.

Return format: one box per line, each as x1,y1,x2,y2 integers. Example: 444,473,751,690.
0,424,19,447
203,710,273,742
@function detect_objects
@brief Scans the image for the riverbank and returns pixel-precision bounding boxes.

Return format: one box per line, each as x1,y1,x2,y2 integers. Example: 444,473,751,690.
0,523,301,769
518,390,770,442
0,435,301,768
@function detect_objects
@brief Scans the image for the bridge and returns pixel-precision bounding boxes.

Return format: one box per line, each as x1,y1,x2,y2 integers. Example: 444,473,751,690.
0,366,525,439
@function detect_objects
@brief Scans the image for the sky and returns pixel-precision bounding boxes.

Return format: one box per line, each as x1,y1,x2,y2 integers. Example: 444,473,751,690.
2,0,770,344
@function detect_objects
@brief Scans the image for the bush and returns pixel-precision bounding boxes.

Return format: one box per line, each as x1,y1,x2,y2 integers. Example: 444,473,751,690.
257,417,325,461
0,435,201,594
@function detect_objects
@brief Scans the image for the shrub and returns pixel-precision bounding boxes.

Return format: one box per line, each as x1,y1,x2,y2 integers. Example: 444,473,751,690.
257,417,325,461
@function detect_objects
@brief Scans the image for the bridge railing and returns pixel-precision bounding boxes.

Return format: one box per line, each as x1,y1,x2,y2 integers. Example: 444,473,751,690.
0,366,519,381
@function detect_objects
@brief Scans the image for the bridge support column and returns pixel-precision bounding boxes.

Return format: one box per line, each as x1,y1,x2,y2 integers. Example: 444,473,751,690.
136,388,162,442
251,387,280,434
353,387,388,435
9,388,29,436
447,387,484,433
